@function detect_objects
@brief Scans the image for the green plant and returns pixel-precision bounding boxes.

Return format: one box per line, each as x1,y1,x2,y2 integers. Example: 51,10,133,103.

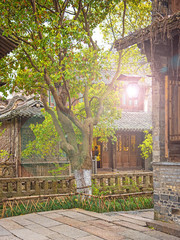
122,177,141,192
139,130,152,160
0,194,153,218
48,163,70,176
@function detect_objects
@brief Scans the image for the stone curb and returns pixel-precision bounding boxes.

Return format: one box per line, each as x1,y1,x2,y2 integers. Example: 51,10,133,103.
146,220,180,238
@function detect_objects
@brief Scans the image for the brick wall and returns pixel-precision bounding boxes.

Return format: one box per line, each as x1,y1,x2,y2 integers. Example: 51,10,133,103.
153,162,180,225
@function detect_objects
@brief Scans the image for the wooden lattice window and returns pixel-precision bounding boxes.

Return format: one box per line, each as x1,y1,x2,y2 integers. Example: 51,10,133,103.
123,136,129,151
130,135,136,152
102,142,108,152
116,135,122,152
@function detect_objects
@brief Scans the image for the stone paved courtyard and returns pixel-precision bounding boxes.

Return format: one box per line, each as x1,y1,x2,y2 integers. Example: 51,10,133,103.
0,209,179,240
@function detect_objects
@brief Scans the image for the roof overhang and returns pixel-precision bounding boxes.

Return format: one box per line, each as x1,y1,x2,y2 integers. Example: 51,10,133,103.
0,29,19,59
0,96,44,121
117,74,142,82
114,11,180,51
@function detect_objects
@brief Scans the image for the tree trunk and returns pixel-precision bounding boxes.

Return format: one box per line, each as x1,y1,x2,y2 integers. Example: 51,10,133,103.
74,169,92,195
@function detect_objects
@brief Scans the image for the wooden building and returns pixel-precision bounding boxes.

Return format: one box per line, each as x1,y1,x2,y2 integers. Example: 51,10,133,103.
94,112,152,172
114,0,180,225
0,96,68,177
93,75,152,172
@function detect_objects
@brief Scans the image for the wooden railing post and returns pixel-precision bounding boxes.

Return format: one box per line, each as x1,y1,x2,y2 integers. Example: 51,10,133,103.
35,180,40,195
26,180,31,194
17,180,22,195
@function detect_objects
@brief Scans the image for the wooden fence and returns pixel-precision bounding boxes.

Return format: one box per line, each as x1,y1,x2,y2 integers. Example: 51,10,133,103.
0,172,153,201
0,191,153,218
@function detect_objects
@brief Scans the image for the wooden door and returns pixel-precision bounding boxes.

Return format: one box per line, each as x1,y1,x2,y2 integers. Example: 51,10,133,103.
102,141,112,169
116,132,140,169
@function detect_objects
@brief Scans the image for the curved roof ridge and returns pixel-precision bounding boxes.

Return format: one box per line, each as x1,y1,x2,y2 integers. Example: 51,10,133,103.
0,95,26,114
0,96,44,121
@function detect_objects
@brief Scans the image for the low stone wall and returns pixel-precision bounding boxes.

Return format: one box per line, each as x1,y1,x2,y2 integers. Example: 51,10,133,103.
153,162,180,225
0,172,153,201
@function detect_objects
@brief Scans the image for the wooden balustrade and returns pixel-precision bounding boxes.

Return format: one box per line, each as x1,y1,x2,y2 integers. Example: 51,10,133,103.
0,172,153,201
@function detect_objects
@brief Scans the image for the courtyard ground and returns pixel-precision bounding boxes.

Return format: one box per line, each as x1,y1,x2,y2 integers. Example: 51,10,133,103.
0,208,179,240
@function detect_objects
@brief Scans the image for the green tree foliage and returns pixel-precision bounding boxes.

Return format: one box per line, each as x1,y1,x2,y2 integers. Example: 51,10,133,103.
138,130,152,160
0,0,151,171
100,0,152,75
22,85,121,160
22,110,61,159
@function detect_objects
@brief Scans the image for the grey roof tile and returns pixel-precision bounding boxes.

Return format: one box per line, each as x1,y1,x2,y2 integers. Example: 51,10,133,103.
114,111,152,131
0,96,44,121
0,97,152,132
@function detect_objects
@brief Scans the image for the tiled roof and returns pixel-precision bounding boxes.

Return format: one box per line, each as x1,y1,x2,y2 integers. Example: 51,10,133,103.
0,97,152,132
113,111,152,131
99,70,152,86
0,96,44,121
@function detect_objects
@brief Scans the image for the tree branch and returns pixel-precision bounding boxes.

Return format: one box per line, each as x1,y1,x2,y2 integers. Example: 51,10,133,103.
12,33,37,50
73,0,82,20
72,96,84,105
84,85,92,118
89,96,100,105
44,69,66,111
62,76,71,110
53,0,61,13
41,94,75,154
36,1,56,14
23,48,40,72
108,13,117,41
56,107,78,152
81,3,98,50
122,0,127,38
44,69,84,132
30,0,43,39
93,0,127,125
30,0,56,64
62,0,70,12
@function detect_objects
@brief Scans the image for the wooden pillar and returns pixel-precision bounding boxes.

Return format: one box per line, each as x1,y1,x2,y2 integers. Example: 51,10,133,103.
165,75,169,158
112,141,116,171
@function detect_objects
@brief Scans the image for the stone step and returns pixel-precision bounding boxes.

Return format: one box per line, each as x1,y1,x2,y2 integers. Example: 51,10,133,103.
146,220,180,238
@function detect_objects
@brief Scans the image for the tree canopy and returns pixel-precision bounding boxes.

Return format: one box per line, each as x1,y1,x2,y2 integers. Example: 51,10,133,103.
0,0,151,171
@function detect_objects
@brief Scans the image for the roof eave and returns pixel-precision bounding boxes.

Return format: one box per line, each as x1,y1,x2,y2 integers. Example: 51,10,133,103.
114,11,180,51
0,29,19,59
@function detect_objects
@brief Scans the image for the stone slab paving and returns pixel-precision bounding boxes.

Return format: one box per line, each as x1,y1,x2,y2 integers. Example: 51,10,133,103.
0,209,179,240
0,236,20,240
